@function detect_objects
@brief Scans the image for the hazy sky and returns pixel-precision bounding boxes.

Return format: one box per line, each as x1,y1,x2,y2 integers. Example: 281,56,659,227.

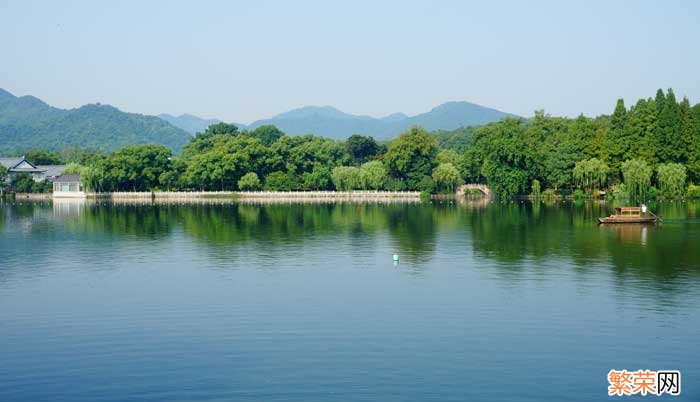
2,0,699,123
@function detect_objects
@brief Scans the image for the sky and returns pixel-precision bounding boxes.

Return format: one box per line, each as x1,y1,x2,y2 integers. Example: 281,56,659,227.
1,0,699,123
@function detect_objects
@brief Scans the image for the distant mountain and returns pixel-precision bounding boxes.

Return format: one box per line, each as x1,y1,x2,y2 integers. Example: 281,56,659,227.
158,113,230,134
246,101,517,140
0,89,191,153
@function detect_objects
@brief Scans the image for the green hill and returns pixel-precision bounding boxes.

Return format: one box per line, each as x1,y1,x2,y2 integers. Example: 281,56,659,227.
0,89,191,153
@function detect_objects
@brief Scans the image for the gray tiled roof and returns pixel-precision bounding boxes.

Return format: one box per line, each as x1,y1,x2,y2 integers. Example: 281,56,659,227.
0,157,25,170
54,174,81,183
36,165,67,177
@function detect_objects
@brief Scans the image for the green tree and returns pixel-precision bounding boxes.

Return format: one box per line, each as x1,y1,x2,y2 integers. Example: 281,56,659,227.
0,165,8,183
331,166,362,191
345,134,380,164
10,173,38,193
302,165,332,190
656,163,686,197
621,159,653,203
656,88,684,163
688,103,700,182
624,99,658,164
238,172,262,191
572,158,608,190
264,171,296,191
360,161,387,190
432,162,461,193
250,125,284,146
604,98,630,173
436,149,461,166
92,144,173,191
384,126,439,189
24,149,65,165
468,119,531,198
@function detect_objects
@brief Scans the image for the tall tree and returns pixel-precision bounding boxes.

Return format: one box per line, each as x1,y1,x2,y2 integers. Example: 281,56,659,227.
345,134,380,165
250,125,284,146
605,99,630,173
654,88,666,115
655,88,684,163
384,126,439,189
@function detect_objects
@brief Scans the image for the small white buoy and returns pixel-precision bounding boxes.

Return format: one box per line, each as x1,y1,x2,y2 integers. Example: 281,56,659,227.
392,254,399,262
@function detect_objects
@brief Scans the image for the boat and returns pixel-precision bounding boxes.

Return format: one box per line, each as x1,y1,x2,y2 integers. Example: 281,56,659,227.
598,206,661,224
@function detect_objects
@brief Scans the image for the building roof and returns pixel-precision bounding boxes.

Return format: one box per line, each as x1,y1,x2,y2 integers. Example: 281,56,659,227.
54,174,81,183
0,157,26,170
36,165,67,177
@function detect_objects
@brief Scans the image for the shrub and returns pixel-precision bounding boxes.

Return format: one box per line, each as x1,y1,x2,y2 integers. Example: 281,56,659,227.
384,179,407,191
687,184,700,199
608,183,630,201
238,172,261,191
572,188,586,199
541,188,558,198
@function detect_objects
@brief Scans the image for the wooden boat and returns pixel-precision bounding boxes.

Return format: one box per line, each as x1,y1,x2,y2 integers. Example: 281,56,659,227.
598,207,660,224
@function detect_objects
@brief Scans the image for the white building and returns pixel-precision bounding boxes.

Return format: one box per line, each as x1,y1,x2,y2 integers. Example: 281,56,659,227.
52,174,86,198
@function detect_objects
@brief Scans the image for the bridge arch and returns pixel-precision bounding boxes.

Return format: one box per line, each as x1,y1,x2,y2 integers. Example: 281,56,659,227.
456,183,492,198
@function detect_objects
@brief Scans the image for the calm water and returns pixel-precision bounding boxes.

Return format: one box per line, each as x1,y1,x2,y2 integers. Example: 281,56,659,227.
1,199,699,401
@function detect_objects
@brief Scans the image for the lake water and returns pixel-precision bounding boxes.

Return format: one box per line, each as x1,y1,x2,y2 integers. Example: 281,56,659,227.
1,199,699,401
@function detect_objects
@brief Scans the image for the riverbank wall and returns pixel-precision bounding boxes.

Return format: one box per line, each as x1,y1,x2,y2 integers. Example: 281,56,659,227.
85,191,422,204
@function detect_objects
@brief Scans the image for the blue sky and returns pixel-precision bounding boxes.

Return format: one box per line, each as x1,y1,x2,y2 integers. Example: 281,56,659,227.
1,0,699,123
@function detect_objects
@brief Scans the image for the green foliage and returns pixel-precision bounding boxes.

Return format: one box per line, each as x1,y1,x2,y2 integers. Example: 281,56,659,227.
656,89,685,163
573,158,608,189
656,163,686,197
0,165,7,183
415,175,435,193
572,188,586,199
621,159,652,203
331,166,363,191
469,119,531,199
541,188,558,198
436,149,460,166
432,163,461,193
687,184,700,199
384,178,407,191
10,173,49,193
608,183,630,201
384,126,439,189
88,144,173,191
346,134,380,164
530,179,541,198
431,126,476,152
250,125,284,146
238,172,262,191
360,161,387,190
264,171,297,191
63,162,85,174
302,165,332,190
24,149,64,165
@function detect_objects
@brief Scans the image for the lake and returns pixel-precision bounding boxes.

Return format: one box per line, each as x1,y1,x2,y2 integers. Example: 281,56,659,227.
1,199,699,401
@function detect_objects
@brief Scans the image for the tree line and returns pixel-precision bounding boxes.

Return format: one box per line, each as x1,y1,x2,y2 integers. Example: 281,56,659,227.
4,88,700,200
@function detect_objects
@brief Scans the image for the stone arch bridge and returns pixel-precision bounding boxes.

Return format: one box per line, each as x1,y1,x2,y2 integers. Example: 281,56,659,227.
456,183,492,198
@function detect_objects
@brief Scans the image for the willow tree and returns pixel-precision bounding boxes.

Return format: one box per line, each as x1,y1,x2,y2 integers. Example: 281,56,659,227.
572,158,608,190
656,163,686,197
432,162,461,193
621,159,652,203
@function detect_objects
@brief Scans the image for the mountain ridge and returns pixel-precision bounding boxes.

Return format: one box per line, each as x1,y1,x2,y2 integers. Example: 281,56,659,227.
243,101,517,139
0,89,191,153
